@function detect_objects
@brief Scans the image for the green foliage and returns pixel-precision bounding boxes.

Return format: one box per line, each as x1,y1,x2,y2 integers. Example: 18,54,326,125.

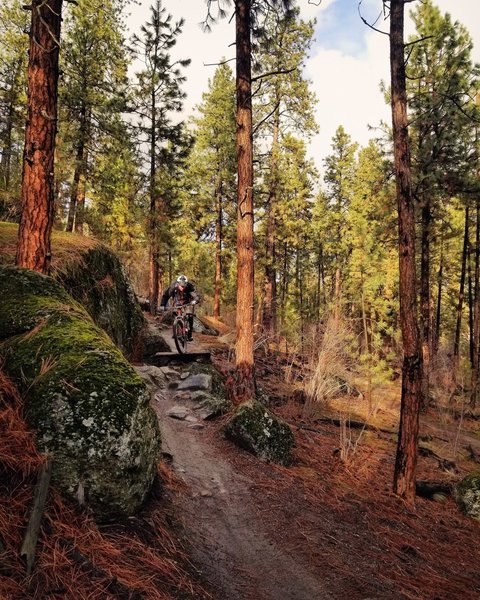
131,0,191,289
254,7,318,141
87,129,144,253
408,0,480,196
176,63,237,309
58,0,132,230
0,0,29,218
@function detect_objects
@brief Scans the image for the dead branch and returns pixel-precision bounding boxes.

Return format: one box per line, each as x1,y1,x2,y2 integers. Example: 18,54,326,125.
252,67,296,83
20,458,52,576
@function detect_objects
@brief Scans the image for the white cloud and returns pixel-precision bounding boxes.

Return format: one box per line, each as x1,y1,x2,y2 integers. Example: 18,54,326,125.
127,0,480,176
306,30,390,172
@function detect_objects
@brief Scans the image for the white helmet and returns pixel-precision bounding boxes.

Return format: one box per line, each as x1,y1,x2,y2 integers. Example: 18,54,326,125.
176,274,188,285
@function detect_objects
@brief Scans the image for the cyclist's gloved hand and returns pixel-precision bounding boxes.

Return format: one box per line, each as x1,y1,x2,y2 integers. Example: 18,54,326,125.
191,300,197,305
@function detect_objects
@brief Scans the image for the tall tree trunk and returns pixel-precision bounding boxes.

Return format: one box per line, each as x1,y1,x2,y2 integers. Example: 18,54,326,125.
433,239,443,356
66,103,87,232
334,264,341,323
0,97,15,191
420,195,431,408
454,205,469,360
389,0,423,504
213,178,223,319
361,281,373,409
74,170,86,234
280,241,288,327
1,60,23,192
295,248,305,354
471,200,480,408
468,248,474,366
16,0,63,273
262,103,280,339
315,243,323,322
148,87,159,315
235,0,255,400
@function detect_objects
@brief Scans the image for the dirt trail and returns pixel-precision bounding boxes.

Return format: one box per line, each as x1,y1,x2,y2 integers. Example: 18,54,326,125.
151,360,332,600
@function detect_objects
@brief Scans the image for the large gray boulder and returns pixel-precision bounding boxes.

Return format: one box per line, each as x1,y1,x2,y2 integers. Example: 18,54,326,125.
0,266,161,519
224,400,294,466
454,472,480,520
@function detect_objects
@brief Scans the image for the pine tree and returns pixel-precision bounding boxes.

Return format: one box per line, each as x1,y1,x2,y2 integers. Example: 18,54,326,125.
0,0,29,216
132,0,190,314
88,118,143,254
204,0,293,400
254,7,317,339
183,63,237,318
60,0,130,233
388,0,423,504
407,0,480,406
322,125,358,322
273,134,316,350
347,141,397,406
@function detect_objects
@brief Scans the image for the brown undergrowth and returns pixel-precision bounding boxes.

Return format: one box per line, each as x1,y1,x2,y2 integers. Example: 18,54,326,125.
213,413,480,599
208,343,480,600
0,369,209,600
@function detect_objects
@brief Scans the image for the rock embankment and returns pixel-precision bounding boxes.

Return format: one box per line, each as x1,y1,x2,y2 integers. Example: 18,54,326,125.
0,266,161,519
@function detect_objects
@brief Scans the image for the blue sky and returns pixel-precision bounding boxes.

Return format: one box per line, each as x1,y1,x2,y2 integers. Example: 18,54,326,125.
128,0,480,174
314,0,373,57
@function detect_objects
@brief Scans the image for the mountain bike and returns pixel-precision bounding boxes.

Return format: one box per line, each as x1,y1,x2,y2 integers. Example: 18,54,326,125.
171,303,193,354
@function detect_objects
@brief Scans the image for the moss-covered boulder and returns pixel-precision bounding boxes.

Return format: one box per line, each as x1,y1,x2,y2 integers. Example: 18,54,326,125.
0,222,144,358
454,472,480,520
0,266,161,519
53,244,145,358
223,400,294,466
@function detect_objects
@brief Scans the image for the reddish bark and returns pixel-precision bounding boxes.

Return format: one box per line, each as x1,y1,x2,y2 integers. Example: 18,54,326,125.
213,177,223,319
471,201,480,408
235,0,255,400
16,0,63,273
389,0,423,504
454,205,469,360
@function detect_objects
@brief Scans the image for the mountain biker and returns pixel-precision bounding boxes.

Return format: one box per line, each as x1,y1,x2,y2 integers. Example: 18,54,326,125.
160,275,200,341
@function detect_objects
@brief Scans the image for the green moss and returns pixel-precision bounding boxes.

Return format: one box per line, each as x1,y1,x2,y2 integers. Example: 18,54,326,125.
454,472,480,520
0,266,161,518
224,400,294,466
0,223,145,357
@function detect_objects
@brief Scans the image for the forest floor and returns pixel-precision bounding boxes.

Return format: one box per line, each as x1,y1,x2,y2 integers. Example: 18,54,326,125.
149,320,480,600
2,316,479,599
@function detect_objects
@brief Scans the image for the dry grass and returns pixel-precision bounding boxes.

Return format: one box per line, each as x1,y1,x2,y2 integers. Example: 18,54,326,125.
0,221,100,278
304,318,355,419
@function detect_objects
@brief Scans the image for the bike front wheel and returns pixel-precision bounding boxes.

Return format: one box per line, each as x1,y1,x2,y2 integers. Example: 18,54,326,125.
173,319,188,354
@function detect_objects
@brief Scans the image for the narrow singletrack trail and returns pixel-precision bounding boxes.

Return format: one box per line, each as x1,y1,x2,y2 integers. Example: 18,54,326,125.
151,359,333,600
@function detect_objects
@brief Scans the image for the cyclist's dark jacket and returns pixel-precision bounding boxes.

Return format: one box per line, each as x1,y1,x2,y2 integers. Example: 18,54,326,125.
160,281,199,307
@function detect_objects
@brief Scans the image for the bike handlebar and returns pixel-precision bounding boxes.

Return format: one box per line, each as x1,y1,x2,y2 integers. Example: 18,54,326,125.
159,302,195,311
